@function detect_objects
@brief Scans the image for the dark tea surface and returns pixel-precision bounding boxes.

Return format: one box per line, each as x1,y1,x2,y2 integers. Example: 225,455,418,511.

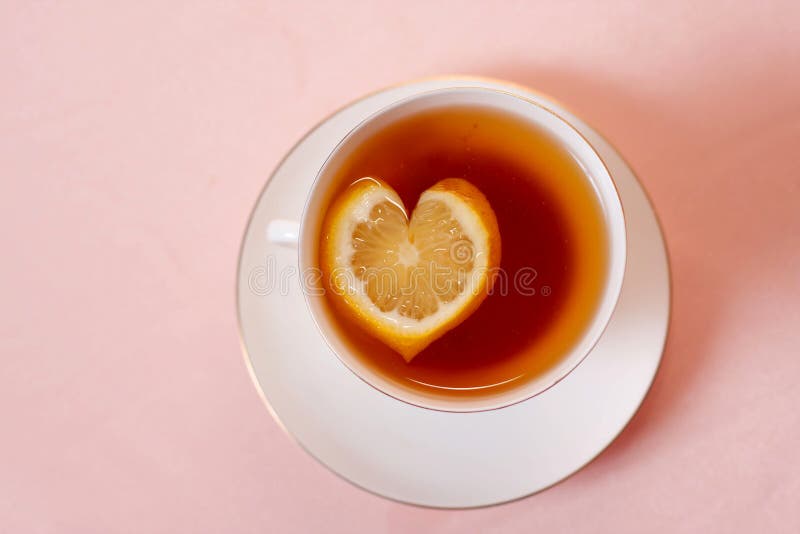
317,105,608,400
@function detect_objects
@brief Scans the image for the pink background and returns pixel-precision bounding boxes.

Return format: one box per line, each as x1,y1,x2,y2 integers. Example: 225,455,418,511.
2,1,799,532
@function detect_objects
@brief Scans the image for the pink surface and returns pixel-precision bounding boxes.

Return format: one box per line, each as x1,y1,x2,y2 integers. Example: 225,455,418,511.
2,1,799,532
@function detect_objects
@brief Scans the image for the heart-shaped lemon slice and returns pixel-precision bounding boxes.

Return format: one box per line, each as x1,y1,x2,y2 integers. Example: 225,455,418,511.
320,177,501,361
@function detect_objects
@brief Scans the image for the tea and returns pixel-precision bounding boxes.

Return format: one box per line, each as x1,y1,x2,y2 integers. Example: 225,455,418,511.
315,104,608,400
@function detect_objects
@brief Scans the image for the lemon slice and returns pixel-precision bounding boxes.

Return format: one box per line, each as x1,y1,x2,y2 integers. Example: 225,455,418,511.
320,177,501,361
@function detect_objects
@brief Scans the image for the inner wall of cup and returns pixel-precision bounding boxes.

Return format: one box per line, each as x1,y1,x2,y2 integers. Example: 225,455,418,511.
299,88,626,411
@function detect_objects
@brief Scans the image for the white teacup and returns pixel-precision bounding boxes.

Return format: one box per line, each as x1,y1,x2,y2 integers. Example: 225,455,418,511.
269,87,626,412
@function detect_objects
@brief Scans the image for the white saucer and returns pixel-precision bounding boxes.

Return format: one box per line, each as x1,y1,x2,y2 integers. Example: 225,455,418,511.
236,77,671,508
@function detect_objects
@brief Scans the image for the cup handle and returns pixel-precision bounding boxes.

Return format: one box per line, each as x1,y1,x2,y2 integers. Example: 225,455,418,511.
267,219,300,247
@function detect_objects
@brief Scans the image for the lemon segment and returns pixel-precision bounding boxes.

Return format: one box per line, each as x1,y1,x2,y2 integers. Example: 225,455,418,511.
321,177,501,361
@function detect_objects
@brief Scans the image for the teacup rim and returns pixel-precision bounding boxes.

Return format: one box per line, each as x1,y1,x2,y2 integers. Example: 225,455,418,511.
298,85,627,413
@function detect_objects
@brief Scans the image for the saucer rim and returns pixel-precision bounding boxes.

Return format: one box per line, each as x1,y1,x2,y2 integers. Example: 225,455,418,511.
235,75,672,509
